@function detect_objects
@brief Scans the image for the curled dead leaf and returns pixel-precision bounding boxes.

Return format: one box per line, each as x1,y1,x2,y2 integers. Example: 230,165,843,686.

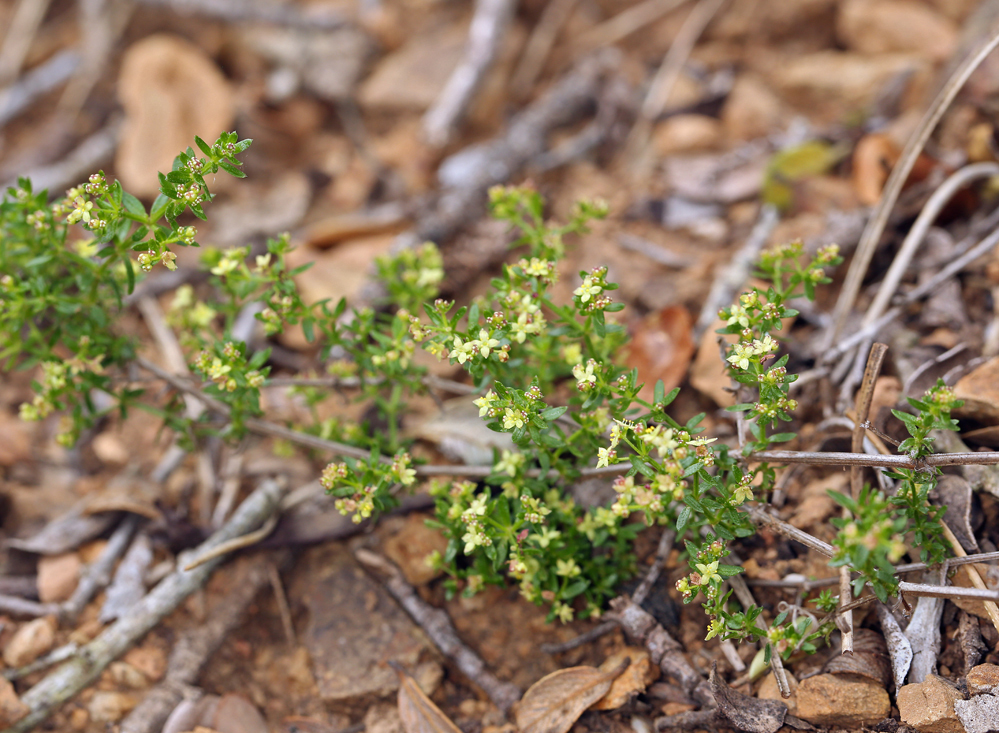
393,662,462,733
824,628,892,689
590,647,659,710
514,662,628,733
709,664,787,733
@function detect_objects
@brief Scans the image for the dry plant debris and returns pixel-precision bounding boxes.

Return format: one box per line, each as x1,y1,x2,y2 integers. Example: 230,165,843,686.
6,1,999,733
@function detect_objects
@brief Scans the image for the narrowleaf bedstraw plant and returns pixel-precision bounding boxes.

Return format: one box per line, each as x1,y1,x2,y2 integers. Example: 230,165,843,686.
1,135,956,660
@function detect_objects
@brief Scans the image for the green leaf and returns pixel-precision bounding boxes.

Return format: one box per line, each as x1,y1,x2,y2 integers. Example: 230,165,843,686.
124,256,135,295
676,506,692,532
630,455,655,478
121,192,145,217
769,432,796,443
717,564,743,577
219,159,246,178
195,135,213,157
540,406,567,421
654,380,665,405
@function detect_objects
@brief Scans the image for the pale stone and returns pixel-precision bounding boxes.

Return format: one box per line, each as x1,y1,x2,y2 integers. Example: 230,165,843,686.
758,670,798,715
898,674,965,733
36,552,80,603
3,617,56,668
837,0,958,62
795,673,890,727
91,433,130,465
87,691,139,723
358,23,466,111
382,513,449,586
107,661,150,689
652,115,723,156
722,74,783,142
968,664,999,696
956,694,999,733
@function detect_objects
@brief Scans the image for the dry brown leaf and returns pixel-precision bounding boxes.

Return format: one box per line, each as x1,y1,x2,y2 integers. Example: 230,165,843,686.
851,133,899,206
623,305,695,403
590,647,658,711
824,628,892,689
514,662,626,733
395,664,462,733
932,475,979,553
116,34,235,197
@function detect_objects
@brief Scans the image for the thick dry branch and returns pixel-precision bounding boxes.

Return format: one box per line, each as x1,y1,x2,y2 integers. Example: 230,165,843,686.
898,582,999,603
422,0,516,147
131,0,350,29
136,357,376,462
745,506,835,558
750,450,999,469
0,50,78,127
3,480,284,733
60,514,140,624
609,596,712,706
0,121,119,194
266,373,478,395
354,549,522,713
119,554,281,733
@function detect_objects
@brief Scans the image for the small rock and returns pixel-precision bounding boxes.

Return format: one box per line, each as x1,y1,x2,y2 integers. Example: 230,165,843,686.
3,617,56,668
298,544,432,714
87,691,140,723
721,74,783,142
898,674,965,733
652,114,723,156
91,433,130,465
758,670,799,715
956,694,999,733
107,661,150,690
37,552,81,603
837,0,958,62
209,693,269,733
382,514,449,586
773,51,929,122
0,677,29,726
364,702,404,733
795,673,890,727
968,664,999,696
357,23,466,111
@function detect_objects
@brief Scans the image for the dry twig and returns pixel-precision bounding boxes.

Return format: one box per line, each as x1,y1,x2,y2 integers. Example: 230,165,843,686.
2,479,284,733
119,553,282,733
423,0,516,147
826,25,999,348
354,548,522,713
